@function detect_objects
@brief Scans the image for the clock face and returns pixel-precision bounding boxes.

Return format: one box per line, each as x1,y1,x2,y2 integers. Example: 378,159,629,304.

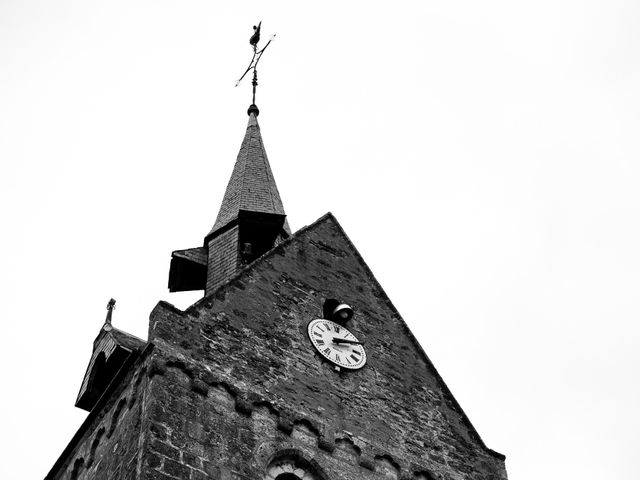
307,319,367,370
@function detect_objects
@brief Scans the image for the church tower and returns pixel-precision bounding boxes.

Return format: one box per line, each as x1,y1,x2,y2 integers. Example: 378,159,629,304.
46,30,507,480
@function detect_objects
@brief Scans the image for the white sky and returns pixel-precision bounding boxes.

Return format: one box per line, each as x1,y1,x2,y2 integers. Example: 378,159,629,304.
1,1,639,479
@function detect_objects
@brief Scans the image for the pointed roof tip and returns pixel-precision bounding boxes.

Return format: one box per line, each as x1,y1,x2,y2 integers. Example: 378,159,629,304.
247,111,259,128
206,105,288,239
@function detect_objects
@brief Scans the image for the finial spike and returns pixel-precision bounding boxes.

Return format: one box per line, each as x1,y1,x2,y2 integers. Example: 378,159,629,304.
104,298,116,329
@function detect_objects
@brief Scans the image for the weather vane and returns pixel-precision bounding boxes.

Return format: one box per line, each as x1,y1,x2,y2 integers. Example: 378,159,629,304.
236,21,276,115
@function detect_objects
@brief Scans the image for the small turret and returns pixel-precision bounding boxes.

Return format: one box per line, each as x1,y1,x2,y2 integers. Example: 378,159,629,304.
75,299,146,412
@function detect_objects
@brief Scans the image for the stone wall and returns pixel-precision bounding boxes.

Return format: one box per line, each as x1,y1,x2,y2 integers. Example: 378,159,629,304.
206,226,240,296
47,356,150,480
146,213,507,480
141,352,456,480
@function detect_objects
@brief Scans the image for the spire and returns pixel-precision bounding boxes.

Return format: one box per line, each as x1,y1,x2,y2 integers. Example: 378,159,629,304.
206,111,290,240
198,110,290,294
169,110,290,295
167,24,287,296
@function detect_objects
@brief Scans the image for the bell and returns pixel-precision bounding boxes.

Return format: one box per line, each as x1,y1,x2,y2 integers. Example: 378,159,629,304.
332,304,354,322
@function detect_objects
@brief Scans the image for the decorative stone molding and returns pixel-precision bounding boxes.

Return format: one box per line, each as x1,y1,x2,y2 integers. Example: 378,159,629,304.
156,352,440,480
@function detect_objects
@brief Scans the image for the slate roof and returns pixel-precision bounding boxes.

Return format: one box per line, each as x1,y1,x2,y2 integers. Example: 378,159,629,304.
171,247,207,266
207,112,290,238
76,325,146,411
109,327,147,351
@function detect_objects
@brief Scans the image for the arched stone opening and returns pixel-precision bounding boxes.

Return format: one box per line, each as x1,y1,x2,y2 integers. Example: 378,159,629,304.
265,451,325,480
276,474,301,480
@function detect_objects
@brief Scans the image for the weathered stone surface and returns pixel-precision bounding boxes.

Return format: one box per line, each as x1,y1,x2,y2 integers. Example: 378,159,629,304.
47,213,506,480
46,360,151,480
144,213,507,480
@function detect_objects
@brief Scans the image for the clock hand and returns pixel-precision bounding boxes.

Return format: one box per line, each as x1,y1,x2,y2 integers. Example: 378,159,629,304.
332,338,364,345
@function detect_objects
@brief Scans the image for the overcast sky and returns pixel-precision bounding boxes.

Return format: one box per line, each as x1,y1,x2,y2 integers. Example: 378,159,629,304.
1,1,639,479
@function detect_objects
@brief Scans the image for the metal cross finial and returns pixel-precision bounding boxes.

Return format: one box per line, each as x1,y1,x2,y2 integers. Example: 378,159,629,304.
236,21,276,115
105,298,116,329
